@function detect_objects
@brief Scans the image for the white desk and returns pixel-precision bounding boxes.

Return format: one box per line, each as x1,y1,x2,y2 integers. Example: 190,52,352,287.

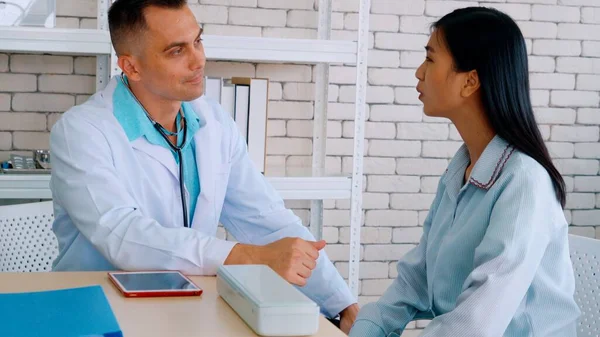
0,272,346,337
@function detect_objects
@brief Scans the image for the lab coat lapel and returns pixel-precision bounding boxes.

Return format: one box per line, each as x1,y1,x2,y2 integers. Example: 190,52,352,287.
191,104,226,229
131,138,179,181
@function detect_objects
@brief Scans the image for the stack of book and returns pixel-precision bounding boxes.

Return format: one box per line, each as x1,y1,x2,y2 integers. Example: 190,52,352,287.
204,77,269,174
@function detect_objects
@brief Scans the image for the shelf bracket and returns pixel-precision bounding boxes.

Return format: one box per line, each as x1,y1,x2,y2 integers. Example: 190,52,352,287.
348,0,371,300
310,0,333,242
95,0,111,91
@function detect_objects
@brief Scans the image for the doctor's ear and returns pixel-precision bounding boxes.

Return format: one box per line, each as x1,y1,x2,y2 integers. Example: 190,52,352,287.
118,56,142,82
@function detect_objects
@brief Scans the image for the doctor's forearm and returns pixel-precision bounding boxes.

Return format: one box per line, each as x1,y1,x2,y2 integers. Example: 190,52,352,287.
223,238,325,288
223,243,264,265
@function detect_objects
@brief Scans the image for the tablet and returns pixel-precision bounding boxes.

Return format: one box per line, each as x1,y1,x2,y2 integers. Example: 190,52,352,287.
108,271,203,298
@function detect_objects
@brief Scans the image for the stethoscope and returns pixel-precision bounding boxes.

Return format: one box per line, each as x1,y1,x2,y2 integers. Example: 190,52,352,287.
120,74,190,228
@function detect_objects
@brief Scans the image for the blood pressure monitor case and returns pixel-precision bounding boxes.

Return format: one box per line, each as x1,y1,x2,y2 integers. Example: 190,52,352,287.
216,265,319,336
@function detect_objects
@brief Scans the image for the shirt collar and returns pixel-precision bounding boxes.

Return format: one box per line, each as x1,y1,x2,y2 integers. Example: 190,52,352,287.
444,135,515,190
112,76,206,144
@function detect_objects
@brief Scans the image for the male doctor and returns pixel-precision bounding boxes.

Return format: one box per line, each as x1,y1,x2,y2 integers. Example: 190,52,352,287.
50,0,358,332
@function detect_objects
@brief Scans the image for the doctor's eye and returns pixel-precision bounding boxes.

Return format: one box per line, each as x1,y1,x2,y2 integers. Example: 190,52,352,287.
171,48,183,56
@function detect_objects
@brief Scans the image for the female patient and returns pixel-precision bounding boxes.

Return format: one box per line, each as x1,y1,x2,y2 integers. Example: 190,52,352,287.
349,7,580,337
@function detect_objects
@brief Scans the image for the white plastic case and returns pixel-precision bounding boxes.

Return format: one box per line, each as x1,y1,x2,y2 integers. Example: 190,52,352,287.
216,265,320,336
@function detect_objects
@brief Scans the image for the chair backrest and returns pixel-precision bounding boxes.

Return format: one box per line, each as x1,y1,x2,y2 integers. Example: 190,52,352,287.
569,234,600,337
0,201,57,272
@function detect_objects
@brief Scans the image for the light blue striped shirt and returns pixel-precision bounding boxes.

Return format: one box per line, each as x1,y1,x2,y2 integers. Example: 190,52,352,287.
350,136,580,337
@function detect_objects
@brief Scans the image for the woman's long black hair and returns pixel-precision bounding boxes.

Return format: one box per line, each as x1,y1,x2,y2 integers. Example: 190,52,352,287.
433,7,567,208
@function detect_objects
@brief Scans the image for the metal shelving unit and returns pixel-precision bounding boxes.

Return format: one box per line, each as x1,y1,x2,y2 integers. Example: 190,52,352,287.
0,0,370,298
0,27,357,63
0,174,352,200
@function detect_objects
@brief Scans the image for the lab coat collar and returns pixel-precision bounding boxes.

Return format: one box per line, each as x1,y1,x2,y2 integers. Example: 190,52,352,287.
107,76,211,182
112,75,206,144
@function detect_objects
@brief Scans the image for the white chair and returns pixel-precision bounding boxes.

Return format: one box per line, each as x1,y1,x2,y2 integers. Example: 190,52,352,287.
569,234,600,337
0,201,57,272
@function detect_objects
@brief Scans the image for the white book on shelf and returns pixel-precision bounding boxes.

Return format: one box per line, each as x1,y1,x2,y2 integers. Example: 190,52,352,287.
204,77,222,103
233,84,250,143
232,77,269,174
220,80,235,120
247,79,268,174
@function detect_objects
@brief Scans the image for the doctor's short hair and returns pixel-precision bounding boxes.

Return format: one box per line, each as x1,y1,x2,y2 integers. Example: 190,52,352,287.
108,0,188,56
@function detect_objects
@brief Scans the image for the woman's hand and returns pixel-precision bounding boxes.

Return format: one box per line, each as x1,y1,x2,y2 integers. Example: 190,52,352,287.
340,303,360,334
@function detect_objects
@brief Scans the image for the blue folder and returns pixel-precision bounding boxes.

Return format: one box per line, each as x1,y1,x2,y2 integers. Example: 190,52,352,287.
0,285,122,337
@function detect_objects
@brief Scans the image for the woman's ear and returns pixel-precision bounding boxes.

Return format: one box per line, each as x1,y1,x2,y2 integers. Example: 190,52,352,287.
461,70,480,98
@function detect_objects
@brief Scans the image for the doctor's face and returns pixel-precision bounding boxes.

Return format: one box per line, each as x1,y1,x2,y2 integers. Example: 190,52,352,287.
132,5,206,102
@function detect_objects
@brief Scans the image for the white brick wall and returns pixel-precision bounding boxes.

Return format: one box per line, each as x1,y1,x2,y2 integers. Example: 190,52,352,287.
375,32,429,51
391,193,437,210
0,94,10,111
0,54,8,72
339,227,393,244
575,142,600,158
556,57,600,74
558,23,600,40
228,7,286,26
364,244,416,261
530,73,575,90
1,1,599,335
0,113,46,131
369,140,421,157
371,0,426,16
548,142,575,158
368,175,421,193
529,56,556,72
425,1,479,17
12,93,75,112
531,89,551,106
0,74,36,92
397,123,449,140
582,7,600,24
551,126,599,142
531,4,580,22
555,159,600,175
533,39,581,56
574,176,600,192
393,227,424,243
578,75,600,91
342,121,396,139
551,90,600,107
486,3,532,21
396,158,448,175
583,41,600,57
55,0,96,18
346,14,400,32
370,105,422,122
421,176,441,193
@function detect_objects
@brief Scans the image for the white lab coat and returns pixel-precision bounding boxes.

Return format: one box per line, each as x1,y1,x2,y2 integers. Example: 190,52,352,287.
50,77,354,317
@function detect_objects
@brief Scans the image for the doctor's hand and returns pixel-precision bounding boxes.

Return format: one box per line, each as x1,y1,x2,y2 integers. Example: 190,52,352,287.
259,238,326,287
224,238,326,287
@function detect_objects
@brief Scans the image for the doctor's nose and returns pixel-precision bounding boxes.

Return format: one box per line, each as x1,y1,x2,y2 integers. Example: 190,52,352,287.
191,46,206,71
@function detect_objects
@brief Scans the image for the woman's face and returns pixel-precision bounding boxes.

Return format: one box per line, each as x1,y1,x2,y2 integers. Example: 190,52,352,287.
415,29,470,118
